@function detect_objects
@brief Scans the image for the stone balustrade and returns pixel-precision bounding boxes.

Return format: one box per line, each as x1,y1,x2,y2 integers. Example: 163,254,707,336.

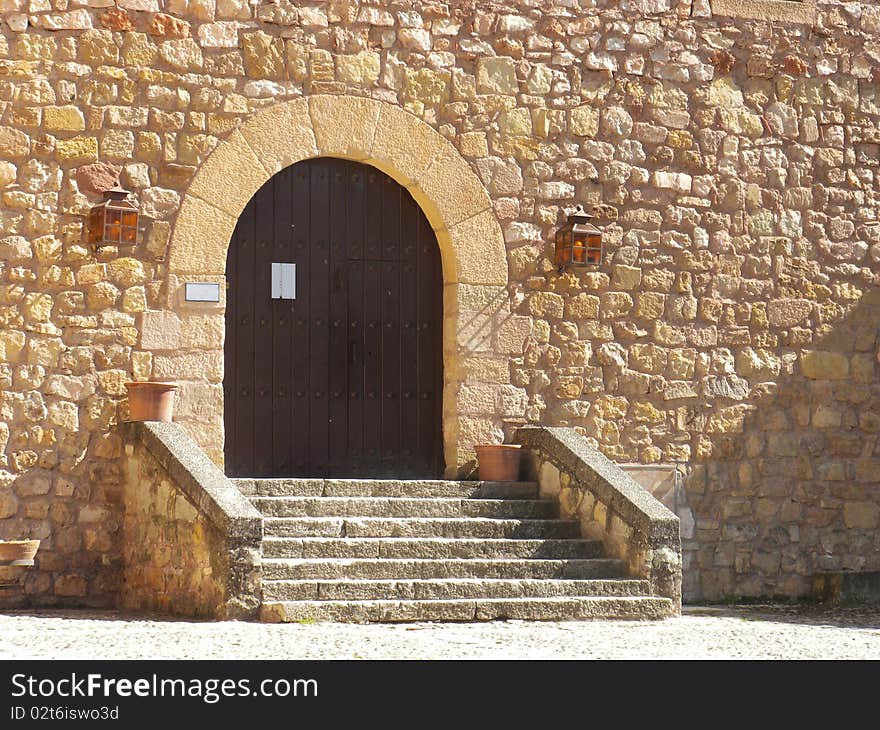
119,421,262,619
516,426,682,612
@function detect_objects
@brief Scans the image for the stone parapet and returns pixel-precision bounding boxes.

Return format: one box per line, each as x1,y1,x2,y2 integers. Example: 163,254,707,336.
516,426,682,612
119,421,262,619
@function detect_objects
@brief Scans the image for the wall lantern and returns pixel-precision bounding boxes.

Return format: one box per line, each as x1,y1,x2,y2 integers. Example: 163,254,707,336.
87,186,139,248
554,205,603,272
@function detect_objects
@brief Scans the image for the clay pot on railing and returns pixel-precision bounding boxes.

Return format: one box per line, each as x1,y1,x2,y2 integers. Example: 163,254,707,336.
474,444,522,482
125,382,179,423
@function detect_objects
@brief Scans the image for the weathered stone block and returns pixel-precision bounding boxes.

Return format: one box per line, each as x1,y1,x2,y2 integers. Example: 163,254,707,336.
476,57,518,95
801,350,849,380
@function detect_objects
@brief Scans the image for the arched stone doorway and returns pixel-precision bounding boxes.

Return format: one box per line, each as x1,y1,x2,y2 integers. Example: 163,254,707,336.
163,95,517,476
224,157,444,478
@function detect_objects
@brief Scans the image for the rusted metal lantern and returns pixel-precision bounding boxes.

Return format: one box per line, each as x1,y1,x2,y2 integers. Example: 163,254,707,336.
554,205,602,272
87,186,139,248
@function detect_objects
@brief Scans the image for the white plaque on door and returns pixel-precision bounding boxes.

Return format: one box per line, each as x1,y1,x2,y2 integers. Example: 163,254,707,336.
271,262,296,300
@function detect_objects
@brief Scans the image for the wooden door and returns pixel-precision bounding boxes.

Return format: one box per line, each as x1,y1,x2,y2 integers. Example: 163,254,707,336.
224,158,443,478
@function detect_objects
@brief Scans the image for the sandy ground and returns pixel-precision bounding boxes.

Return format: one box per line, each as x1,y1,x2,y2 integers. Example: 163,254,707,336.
1,605,879,659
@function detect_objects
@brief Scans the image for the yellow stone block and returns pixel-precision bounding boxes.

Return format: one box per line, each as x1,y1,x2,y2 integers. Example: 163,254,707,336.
570,105,599,137
131,351,153,381
0,126,30,159
55,136,98,163
416,151,492,230
309,95,380,160
0,330,26,363
47,400,78,431
108,257,148,288
43,106,85,132
168,196,236,275
98,369,129,396
188,129,269,218
458,131,488,158
122,286,148,313
239,98,318,175
337,50,381,85
178,314,224,348
24,292,53,322
371,103,449,187
445,209,507,285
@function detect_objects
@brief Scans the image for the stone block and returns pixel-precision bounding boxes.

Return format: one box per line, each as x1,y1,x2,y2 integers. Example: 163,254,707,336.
476,57,518,95
43,106,85,132
188,130,269,218
415,149,493,230
55,136,99,164
445,209,507,285
843,502,879,529
371,103,448,187
801,350,849,380
570,105,599,137
239,99,317,175
153,352,223,381
168,196,236,275
309,95,380,160
141,310,182,350
242,30,284,78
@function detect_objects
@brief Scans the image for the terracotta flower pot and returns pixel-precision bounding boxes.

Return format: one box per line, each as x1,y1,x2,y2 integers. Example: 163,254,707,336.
125,382,179,423
474,444,522,482
0,539,40,566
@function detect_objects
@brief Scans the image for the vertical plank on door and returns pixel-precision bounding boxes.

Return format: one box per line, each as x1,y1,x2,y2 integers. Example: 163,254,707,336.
399,193,420,476
346,164,366,475
417,209,443,476
252,179,275,475
272,168,294,475
291,162,311,473
362,168,383,466
231,186,256,476
309,160,331,475
327,161,349,476
380,178,401,475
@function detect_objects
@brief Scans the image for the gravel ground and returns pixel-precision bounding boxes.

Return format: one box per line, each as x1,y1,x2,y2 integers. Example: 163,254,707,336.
1,605,879,659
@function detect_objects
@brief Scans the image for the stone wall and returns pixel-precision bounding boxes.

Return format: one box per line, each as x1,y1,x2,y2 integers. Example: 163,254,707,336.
120,421,262,618
0,0,878,604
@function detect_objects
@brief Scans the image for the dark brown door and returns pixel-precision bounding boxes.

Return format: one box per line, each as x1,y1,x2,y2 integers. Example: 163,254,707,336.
224,158,443,478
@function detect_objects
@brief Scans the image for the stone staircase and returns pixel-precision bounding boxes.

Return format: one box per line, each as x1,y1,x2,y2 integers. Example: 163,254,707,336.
233,478,676,623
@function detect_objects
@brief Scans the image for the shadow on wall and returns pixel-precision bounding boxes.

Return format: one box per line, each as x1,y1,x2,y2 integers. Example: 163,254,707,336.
453,282,531,474
678,282,880,601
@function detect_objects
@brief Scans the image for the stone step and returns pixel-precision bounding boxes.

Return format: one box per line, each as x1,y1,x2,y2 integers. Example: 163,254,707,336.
260,596,675,623
263,578,652,602
235,478,538,499
263,517,582,539
262,558,626,581
251,497,557,519
262,537,603,560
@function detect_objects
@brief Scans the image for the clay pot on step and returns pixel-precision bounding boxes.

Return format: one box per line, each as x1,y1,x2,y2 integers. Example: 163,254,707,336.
0,539,40,566
125,382,179,423
474,444,522,482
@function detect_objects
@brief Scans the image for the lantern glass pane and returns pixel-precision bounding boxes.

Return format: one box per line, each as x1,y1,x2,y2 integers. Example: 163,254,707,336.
122,211,138,227
121,227,137,244
107,209,121,224
586,233,602,264
572,236,585,263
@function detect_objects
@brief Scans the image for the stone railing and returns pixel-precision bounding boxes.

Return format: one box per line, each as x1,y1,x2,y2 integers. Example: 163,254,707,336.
119,421,262,619
515,427,682,613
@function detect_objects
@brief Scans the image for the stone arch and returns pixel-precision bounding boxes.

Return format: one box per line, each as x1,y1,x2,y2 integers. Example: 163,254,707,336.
164,95,514,475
